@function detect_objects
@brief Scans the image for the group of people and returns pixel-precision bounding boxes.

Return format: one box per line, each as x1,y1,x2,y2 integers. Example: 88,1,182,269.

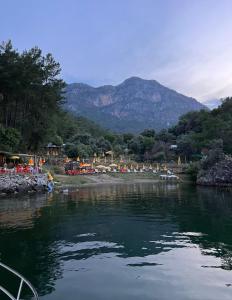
0,163,43,174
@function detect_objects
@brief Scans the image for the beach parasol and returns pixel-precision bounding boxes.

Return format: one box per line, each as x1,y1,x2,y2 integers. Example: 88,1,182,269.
28,158,34,166
96,165,107,169
81,163,91,167
10,155,20,160
109,163,117,167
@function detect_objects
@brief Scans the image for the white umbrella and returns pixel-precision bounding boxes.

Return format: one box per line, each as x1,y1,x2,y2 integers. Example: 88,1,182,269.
96,165,107,169
109,163,117,167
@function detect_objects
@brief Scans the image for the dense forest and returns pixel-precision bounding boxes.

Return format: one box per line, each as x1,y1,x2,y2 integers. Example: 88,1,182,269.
0,41,232,163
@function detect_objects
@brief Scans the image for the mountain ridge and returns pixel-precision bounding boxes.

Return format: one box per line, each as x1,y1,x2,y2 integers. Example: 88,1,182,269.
64,77,207,133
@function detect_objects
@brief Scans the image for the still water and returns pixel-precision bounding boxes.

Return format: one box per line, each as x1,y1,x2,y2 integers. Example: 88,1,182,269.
0,183,232,300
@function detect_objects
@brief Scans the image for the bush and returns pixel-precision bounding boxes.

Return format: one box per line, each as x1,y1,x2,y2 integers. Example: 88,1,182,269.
187,162,200,182
201,147,225,170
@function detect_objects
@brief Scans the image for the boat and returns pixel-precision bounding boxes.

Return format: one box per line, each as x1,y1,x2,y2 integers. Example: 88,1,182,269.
0,262,39,299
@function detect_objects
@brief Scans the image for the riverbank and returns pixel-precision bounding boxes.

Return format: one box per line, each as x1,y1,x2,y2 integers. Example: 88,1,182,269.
0,174,48,195
54,172,179,190
0,172,184,196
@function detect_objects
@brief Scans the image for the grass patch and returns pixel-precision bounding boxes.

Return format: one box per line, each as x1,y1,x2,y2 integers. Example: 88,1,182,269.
109,172,158,181
54,174,92,186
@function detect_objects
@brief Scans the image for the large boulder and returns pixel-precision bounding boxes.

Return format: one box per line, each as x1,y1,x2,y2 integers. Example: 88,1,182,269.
197,156,232,186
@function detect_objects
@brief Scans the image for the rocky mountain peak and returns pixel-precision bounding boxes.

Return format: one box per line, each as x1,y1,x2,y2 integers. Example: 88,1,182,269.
64,77,207,133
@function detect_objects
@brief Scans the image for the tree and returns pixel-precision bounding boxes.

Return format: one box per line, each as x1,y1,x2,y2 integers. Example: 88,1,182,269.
141,129,156,138
0,40,65,151
0,125,21,151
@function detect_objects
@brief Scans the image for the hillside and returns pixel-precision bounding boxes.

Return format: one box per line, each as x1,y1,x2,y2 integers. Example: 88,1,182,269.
64,77,207,133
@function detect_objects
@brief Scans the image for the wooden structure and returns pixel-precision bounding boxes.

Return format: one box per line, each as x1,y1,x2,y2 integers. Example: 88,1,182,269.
45,143,63,157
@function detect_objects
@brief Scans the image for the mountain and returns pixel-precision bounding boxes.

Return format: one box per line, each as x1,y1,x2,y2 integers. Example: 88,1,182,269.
64,77,207,133
203,98,222,110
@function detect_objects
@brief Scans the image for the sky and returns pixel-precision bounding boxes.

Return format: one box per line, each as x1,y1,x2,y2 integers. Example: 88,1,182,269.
1,0,232,102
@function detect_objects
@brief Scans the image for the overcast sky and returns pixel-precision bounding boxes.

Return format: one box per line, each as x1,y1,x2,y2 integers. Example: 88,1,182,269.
1,0,232,101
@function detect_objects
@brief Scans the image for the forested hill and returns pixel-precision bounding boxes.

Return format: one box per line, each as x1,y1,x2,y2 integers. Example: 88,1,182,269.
64,77,207,133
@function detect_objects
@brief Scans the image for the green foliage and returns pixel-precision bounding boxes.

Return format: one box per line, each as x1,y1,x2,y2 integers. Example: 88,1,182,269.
104,133,116,144
0,40,65,151
122,133,134,143
65,143,93,159
187,162,200,182
156,129,175,143
0,125,21,151
176,133,198,160
143,136,155,151
201,140,225,170
171,98,232,160
141,129,156,138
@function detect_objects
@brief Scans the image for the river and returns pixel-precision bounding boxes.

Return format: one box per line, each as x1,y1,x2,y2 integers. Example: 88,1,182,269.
0,183,232,300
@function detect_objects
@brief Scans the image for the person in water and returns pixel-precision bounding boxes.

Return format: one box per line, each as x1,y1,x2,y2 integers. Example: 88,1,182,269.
47,172,54,192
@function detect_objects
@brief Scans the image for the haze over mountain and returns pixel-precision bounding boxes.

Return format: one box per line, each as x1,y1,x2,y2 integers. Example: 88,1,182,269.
203,98,222,110
64,77,207,133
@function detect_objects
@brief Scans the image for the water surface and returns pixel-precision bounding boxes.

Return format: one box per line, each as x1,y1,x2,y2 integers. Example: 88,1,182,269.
0,183,232,300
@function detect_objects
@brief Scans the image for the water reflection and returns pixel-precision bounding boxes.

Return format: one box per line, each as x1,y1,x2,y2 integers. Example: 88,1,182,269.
0,183,232,299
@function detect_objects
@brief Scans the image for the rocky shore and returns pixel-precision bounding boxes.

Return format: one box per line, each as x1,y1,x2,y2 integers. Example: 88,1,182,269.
0,174,48,195
197,156,232,186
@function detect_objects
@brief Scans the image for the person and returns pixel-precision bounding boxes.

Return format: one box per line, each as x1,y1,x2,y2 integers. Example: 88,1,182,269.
47,172,54,192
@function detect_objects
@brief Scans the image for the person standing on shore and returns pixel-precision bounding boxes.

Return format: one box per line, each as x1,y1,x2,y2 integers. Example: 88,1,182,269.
47,172,54,192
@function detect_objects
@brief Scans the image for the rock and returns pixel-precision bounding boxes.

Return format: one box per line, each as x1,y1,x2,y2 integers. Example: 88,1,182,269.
197,156,232,186
0,174,48,195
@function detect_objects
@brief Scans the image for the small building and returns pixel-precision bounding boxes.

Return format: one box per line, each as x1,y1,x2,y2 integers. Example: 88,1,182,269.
45,143,63,157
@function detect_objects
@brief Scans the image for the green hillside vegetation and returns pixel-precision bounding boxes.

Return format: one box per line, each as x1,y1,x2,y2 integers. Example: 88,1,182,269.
171,98,232,158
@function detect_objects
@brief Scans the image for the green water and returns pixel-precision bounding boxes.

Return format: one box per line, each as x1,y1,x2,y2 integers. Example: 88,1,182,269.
0,183,232,300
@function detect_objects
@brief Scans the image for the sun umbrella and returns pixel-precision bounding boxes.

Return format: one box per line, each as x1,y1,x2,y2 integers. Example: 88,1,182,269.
81,163,91,167
96,165,107,169
109,163,117,167
10,155,20,160
28,158,34,166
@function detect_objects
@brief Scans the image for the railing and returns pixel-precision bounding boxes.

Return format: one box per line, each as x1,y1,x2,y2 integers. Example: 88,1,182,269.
0,262,39,300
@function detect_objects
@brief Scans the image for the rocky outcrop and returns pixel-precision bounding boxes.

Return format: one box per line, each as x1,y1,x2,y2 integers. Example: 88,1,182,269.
0,174,48,195
197,157,232,186
64,77,207,133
